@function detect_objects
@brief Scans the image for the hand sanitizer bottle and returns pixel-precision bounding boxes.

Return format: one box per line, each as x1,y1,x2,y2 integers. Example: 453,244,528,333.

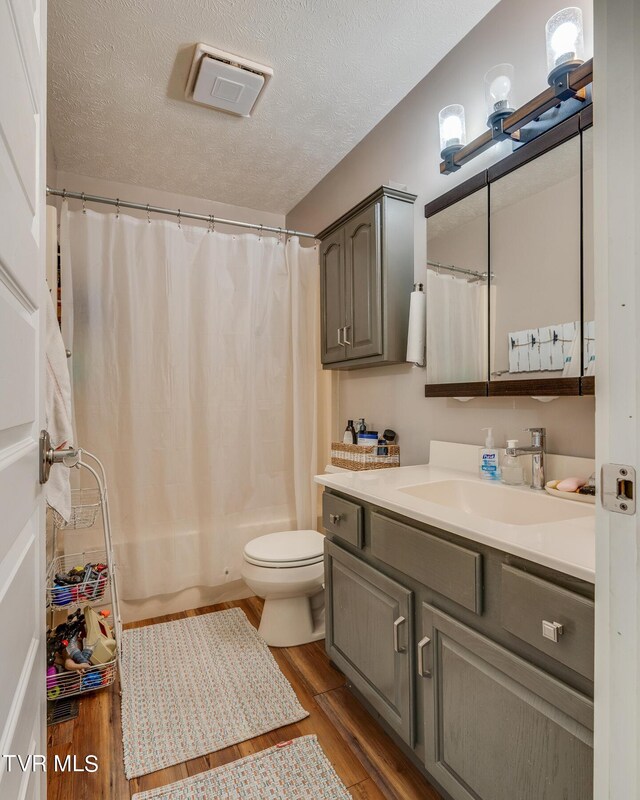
479,427,501,481
501,440,525,485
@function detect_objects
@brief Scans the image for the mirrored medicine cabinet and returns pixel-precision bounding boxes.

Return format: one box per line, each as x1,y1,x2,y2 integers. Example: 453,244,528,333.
425,104,594,398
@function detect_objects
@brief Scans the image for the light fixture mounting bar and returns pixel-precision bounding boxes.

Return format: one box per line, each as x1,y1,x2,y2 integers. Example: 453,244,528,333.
439,58,593,175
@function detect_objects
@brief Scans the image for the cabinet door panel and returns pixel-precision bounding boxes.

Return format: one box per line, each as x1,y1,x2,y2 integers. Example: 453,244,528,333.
325,540,413,745
345,203,383,359
422,603,593,800
320,228,346,364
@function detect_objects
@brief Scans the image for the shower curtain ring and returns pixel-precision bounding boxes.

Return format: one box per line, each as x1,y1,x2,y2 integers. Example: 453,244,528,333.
81,192,86,214
259,224,263,241
62,188,67,201
278,227,283,244
146,204,151,224
177,209,181,229
115,198,120,219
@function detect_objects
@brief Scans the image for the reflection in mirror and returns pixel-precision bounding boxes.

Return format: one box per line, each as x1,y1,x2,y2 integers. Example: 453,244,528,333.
582,127,595,377
426,188,488,384
489,136,581,382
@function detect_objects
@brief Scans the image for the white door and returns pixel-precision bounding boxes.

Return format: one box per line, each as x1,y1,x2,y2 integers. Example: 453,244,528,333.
0,0,47,797
593,0,640,797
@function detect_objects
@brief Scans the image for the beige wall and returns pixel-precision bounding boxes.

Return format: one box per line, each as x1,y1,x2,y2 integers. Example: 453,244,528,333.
288,0,595,462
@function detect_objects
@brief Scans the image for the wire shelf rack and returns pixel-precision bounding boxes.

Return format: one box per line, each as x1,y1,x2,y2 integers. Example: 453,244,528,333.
46,551,109,609
46,448,123,706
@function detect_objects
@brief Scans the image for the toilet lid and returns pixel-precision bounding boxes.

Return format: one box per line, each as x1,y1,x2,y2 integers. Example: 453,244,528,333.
244,530,325,567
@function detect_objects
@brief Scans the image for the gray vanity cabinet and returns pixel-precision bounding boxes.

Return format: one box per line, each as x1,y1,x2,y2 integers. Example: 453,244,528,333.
319,186,416,369
420,603,594,800
325,539,414,745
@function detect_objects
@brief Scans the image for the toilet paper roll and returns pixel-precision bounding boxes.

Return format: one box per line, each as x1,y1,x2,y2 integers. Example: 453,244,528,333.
406,288,426,366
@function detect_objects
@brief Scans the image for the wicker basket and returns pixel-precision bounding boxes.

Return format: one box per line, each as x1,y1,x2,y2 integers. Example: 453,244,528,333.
331,441,400,471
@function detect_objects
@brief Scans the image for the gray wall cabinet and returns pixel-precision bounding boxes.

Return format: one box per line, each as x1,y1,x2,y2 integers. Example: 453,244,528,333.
322,489,594,800
325,539,414,746
318,186,416,369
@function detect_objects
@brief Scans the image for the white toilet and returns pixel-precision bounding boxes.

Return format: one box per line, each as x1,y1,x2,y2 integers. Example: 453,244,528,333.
241,529,325,647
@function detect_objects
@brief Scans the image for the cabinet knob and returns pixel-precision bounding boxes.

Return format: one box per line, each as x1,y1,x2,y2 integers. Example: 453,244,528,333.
329,513,342,525
542,620,564,642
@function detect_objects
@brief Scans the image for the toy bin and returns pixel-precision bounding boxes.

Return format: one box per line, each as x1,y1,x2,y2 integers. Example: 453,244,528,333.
46,551,109,609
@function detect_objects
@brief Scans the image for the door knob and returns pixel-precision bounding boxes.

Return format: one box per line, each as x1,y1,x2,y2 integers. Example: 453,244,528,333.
39,429,80,484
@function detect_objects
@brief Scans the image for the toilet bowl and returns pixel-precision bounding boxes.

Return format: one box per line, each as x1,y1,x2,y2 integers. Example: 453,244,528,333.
241,529,325,647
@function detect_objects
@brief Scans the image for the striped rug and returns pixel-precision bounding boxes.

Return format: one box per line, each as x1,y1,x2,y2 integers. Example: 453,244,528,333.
121,608,309,779
131,736,350,800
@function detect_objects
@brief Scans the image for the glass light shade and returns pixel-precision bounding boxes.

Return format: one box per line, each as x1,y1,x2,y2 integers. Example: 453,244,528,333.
484,63,515,122
545,7,584,74
439,104,466,153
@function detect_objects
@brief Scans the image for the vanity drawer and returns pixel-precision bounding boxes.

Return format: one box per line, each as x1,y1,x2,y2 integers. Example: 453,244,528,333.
370,512,482,613
322,492,363,548
501,565,594,681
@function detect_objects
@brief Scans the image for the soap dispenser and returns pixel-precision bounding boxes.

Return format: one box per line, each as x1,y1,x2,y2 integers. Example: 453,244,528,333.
501,440,525,485
479,427,501,481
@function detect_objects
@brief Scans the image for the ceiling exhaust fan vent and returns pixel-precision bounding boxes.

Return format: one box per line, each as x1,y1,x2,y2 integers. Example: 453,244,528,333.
184,44,273,117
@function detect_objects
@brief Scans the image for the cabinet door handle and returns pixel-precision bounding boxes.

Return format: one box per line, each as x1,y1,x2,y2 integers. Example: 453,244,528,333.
393,615,406,653
342,325,351,345
542,620,564,642
417,635,432,678
329,513,342,525
337,327,345,347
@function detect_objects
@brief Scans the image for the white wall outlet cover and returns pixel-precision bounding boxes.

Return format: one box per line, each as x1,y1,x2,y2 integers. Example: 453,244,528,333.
185,44,273,117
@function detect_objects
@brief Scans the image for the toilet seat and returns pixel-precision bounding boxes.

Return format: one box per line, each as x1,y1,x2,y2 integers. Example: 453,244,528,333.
244,530,325,568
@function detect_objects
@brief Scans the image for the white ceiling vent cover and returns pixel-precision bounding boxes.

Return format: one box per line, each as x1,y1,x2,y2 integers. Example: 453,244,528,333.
185,44,273,117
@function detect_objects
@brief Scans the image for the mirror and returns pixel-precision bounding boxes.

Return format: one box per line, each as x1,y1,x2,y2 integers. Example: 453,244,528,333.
489,136,581,383
582,127,595,380
426,187,488,385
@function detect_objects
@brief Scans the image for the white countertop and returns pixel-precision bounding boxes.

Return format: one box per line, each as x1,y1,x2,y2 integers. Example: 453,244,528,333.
315,464,595,583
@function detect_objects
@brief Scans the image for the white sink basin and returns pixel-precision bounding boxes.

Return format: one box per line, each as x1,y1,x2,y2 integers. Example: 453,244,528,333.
398,479,594,526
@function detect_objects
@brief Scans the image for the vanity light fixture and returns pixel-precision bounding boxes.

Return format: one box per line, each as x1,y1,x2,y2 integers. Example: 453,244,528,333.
439,104,466,173
545,7,585,98
485,63,515,139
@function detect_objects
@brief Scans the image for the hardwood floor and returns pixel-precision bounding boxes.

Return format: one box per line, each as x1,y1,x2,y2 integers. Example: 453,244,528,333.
47,597,441,799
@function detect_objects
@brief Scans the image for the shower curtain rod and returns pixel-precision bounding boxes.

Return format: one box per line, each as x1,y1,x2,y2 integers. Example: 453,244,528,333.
427,259,490,281
46,186,317,240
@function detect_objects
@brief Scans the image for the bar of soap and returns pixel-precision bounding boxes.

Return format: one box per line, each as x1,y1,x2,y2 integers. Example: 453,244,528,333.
556,477,588,493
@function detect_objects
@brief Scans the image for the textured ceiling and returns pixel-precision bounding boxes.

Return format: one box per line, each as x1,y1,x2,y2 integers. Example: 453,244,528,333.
48,0,499,214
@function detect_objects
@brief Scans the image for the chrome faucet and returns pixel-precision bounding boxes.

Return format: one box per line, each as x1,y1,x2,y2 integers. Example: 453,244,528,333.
505,428,546,490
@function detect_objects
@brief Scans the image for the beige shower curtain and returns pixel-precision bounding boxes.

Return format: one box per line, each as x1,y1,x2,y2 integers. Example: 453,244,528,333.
61,204,322,602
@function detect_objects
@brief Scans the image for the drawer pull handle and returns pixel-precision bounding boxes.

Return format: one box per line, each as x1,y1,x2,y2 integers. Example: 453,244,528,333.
417,635,432,678
329,513,342,525
393,616,406,653
542,620,564,642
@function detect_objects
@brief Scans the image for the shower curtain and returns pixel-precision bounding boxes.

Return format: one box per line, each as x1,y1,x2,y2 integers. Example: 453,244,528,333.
426,270,488,384
60,205,321,601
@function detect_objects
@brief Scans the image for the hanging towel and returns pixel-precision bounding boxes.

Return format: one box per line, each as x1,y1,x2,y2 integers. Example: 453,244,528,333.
44,284,74,522
406,285,426,366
